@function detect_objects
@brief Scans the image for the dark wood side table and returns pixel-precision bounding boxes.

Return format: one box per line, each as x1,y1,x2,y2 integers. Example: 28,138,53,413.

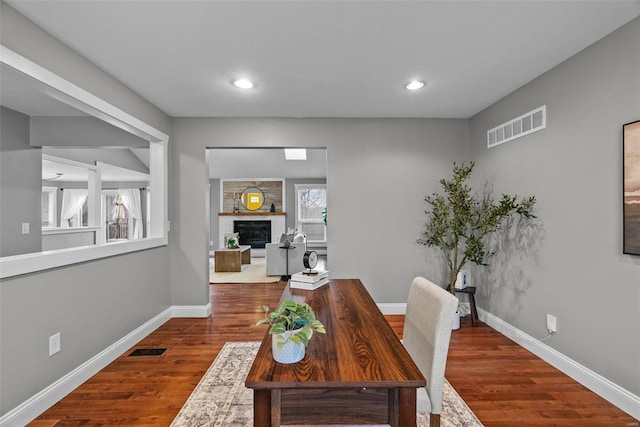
455,286,479,327
278,244,295,279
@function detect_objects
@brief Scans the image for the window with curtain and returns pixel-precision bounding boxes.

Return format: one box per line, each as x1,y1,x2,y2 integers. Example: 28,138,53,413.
105,193,129,240
104,189,144,241
60,189,88,228
295,184,327,244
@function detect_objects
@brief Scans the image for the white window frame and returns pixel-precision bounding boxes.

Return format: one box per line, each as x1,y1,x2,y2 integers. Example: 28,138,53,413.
294,184,327,244
0,46,168,279
42,186,57,228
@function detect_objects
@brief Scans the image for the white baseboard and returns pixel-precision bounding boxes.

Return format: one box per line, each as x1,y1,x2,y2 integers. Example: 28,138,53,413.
377,303,406,315
0,302,212,427
172,302,212,318
478,307,640,420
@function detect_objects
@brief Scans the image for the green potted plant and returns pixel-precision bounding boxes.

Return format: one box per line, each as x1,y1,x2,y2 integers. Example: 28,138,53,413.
257,299,326,364
226,236,239,249
418,162,536,295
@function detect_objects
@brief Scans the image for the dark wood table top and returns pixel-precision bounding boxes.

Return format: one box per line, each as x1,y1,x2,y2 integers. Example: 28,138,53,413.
246,278,426,390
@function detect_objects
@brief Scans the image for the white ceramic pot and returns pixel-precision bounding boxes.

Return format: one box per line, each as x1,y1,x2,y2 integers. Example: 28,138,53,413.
272,329,305,364
452,312,461,330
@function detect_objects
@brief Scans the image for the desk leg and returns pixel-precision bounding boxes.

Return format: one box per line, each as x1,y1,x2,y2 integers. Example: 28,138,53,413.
398,388,417,427
271,389,281,427
254,389,274,427
468,292,478,327
388,388,399,427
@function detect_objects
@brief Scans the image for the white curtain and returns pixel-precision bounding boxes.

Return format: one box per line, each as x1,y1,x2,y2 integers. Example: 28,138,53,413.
60,189,87,228
120,188,143,239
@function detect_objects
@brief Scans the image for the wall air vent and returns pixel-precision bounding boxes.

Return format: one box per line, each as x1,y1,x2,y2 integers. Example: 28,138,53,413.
487,105,546,148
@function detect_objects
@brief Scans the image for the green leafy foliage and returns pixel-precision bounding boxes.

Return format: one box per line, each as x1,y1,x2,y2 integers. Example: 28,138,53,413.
418,162,536,293
256,299,326,347
226,237,239,249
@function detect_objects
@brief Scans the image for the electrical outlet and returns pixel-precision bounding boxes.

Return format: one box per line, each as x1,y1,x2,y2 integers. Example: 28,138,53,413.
49,333,61,356
546,314,557,333
21,223,30,234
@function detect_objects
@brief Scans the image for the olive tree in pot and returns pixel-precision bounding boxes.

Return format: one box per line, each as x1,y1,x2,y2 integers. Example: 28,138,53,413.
417,162,536,295
257,299,326,364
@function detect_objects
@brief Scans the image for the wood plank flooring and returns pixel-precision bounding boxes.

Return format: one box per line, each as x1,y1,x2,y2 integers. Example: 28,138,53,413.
30,282,637,426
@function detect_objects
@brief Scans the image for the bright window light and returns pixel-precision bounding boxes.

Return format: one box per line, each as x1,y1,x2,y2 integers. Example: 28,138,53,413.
284,148,307,160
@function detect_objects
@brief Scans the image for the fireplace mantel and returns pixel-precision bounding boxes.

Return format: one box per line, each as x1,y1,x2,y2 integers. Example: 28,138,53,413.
218,212,285,216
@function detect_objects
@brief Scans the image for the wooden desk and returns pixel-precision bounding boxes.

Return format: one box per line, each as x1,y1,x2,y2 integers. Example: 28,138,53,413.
245,279,425,427
214,245,251,272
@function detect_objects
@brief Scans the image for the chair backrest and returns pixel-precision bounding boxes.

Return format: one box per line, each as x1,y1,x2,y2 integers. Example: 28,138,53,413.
403,276,459,414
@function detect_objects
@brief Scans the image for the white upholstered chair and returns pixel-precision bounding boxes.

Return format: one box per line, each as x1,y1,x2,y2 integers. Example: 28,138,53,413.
265,232,307,277
403,276,459,427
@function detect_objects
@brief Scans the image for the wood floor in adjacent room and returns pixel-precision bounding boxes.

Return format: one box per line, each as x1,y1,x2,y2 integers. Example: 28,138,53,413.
31,282,636,426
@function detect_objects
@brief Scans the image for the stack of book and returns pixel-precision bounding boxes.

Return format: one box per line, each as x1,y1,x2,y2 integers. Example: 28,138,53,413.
290,270,329,290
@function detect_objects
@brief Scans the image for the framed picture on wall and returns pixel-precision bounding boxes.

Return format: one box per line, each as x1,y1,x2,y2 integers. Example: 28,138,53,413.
623,119,640,255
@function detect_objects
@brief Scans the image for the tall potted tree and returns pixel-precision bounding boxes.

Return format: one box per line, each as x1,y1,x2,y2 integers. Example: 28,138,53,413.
418,162,536,294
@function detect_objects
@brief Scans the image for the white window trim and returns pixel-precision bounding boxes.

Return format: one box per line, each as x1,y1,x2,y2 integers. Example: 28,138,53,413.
42,186,57,228
294,184,327,244
0,45,168,279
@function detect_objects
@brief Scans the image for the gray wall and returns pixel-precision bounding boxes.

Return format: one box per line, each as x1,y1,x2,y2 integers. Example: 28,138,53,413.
469,17,640,395
0,2,172,415
172,118,469,306
42,229,95,251
0,106,42,256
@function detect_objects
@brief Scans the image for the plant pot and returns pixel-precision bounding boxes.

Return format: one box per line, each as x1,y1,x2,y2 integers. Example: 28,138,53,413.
452,312,460,330
272,329,305,364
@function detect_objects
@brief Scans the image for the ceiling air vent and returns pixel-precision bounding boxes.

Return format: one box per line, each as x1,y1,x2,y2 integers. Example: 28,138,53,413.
487,105,546,148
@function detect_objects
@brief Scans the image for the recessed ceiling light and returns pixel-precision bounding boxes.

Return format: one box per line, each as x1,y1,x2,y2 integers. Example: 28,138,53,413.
233,79,254,89
284,148,307,160
405,80,426,91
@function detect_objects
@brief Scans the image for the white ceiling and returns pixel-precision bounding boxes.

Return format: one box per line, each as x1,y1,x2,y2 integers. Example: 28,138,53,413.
7,0,640,119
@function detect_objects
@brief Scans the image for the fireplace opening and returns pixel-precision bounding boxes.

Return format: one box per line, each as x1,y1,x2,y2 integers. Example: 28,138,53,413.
234,220,271,249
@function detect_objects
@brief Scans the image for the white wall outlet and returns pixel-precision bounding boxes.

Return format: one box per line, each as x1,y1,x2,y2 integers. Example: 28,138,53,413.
546,314,557,333
21,222,30,234
49,333,61,356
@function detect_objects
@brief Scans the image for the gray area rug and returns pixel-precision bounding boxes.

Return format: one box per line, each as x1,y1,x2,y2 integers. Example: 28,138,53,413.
171,341,483,427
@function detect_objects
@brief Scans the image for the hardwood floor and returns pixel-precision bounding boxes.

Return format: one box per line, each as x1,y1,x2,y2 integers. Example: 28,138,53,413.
31,282,636,426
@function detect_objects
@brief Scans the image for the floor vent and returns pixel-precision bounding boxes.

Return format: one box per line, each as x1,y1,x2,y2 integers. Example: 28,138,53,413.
487,105,546,148
129,348,167,356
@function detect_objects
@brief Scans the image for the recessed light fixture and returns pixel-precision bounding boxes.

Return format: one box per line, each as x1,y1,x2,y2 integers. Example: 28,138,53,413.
405,80,425,91
233,79,254,89
284,148,307,160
